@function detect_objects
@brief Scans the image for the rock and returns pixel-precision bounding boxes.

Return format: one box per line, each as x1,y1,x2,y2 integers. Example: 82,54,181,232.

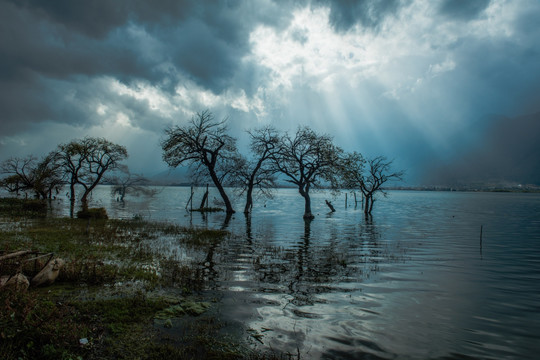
31,258,65,287
0,273,30,291
164,319,173,328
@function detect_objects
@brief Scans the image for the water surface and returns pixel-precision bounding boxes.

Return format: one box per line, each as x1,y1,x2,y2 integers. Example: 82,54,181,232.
49,187,540,359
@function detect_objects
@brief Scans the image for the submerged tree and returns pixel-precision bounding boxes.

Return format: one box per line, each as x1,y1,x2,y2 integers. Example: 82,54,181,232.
341,153,403,215
234,126,280,214
161,110,237,214
109,165,154,202
57,137,128,211
272,127,343,219
0,154,63,199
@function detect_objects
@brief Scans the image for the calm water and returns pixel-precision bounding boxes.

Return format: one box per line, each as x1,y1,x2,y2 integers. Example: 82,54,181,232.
49,187,540,358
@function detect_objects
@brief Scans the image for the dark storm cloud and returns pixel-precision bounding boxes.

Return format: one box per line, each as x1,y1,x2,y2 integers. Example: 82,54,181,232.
0,0,293,136
438,0,491,20
0,16,148,82
312,0,491,32
0,0,248,84
0,78,56,134
0,1,152,133
0,76,115,133
7,0,195,38
165,17,248,93
313,0,402,31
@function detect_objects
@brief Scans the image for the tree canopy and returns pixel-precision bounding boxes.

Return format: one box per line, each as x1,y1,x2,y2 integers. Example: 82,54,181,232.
234,126,280,214
340,153,403,215
272,127,343,219
0,154,63,199
161,110,237,214
57,137,128,211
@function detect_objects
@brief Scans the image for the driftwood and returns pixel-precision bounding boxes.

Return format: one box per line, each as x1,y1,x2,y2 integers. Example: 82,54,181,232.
31,258,65,287
0,273,30,291
199,184,210,210
325,200,336,212
0,250,33,262
1,250,63,289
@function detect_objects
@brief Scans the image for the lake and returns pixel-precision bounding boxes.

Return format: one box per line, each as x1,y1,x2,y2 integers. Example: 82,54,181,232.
49,186,540,359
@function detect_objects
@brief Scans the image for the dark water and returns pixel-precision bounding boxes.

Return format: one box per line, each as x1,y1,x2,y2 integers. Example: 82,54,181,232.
51,187,540,359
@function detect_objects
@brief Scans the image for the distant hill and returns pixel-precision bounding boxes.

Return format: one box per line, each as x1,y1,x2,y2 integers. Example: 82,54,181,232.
425,111,540,187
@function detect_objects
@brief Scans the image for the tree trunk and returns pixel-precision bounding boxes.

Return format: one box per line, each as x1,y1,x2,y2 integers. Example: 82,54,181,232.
244,156,266,214
364,195,371,214
369,197,375,214
299,188,314,219
81,192,89,211
69,180,76,217
80,171,106,211
244,186,253,214
70,181,75,204
69,198,75,218
208,168,235,214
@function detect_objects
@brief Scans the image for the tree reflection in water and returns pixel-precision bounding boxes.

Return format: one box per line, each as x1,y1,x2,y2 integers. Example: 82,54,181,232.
194,213,401,358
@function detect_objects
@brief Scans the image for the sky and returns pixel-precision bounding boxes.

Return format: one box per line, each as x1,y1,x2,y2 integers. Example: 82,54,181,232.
1,0,539,185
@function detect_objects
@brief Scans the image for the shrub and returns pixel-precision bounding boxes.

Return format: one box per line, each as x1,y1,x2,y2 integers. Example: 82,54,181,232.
21,200,47,213
0,198,47,217
76,207,108,220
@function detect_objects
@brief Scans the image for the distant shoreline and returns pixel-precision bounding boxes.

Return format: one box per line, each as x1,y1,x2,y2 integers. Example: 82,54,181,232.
99,182,540,193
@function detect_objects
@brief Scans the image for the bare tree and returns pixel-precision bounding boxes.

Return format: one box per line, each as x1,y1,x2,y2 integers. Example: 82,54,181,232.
272,127,343,219
109,165,153,202
234,126,280,214
341,153,403,215
57,137,128,211
161,110,237,214
1,156,37,196
34,152,65,199
0,154,63,199
0,174,22,194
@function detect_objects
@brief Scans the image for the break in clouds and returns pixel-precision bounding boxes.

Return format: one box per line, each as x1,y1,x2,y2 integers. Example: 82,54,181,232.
1,0,539,184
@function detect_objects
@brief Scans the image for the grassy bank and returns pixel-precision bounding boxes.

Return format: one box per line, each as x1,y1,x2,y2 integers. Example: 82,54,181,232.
0,198,278,360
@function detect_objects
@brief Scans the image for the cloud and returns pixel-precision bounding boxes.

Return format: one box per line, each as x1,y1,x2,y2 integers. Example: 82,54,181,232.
0,0,293,137
313,0,402,31
1,0,540,184
1,0,293,88
0,2,150,81
6,0,194,38
438,0,491,21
